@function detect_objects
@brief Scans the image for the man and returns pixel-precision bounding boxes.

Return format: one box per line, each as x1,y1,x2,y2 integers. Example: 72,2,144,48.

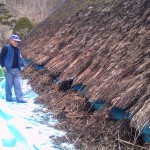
0,34,27,103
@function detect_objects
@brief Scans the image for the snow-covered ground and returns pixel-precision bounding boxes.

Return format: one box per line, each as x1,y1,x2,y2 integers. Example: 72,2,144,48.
0,78,75,150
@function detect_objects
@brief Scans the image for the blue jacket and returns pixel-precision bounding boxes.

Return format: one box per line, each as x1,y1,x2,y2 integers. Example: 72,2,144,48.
4,44,21,72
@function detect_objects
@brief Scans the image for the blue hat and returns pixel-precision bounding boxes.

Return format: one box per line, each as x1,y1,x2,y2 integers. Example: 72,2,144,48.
11,34,21,42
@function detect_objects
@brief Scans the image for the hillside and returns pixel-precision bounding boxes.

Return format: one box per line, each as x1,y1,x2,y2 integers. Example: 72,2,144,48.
0,0,66,47
21,0,150,149
0,0,66,22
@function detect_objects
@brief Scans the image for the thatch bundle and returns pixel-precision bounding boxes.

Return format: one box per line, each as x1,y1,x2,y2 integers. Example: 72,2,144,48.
130,100,150,129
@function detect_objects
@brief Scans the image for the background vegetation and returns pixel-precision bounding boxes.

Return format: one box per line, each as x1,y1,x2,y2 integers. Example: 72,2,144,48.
13,17,33,38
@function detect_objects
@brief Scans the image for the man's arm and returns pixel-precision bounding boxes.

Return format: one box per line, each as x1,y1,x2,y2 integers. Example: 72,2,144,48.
0,46,8,72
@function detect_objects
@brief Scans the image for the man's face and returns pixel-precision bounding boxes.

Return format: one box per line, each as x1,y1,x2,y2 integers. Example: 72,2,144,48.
10,39,20,47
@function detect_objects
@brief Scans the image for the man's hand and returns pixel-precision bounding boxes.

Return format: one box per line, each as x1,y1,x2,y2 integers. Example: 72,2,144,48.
3,67,7,73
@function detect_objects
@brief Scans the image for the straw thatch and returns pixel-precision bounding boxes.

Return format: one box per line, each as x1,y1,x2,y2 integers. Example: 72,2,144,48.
21,0,150,149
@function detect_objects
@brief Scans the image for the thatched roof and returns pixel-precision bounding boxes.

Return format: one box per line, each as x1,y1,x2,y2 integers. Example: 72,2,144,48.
21,0,150,131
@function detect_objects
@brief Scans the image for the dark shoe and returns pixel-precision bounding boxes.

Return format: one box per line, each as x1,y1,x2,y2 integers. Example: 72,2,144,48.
6,99,16,102
17,100,27,103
